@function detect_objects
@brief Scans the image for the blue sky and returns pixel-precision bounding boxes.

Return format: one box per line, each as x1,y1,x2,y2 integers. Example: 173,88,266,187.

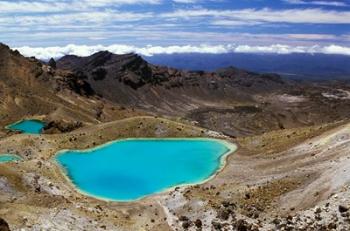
0,0,349,58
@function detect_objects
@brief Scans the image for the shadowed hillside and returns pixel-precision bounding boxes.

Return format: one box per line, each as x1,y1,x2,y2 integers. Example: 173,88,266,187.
58,51,350,137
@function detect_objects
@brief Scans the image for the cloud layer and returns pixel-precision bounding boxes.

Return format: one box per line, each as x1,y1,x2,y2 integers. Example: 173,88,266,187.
284,0,349,7
0,1,349,49
161,8,350,24
14,44,350,60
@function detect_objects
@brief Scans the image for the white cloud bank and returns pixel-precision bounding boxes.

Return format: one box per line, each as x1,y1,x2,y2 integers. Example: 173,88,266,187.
284,0,348,7
14,44,350,60
0,0,162,13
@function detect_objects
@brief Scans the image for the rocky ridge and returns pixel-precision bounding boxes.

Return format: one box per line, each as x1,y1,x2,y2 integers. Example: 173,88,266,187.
57,50,350,137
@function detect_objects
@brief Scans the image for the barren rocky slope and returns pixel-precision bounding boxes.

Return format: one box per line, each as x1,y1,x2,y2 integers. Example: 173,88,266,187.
2,116,350,230
58,51,350,137
1,43,350,230
0,44,143,137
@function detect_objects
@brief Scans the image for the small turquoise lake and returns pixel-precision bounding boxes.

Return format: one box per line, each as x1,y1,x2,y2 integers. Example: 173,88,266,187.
56,139,235,201
0,154,21,163
7,120,45,134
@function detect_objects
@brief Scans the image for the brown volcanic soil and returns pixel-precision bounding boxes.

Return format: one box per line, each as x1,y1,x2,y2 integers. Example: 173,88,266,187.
0,44,145,137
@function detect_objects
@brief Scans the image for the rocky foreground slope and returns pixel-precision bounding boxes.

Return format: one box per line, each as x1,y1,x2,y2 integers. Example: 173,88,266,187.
2,113,350,230
1,43,350,230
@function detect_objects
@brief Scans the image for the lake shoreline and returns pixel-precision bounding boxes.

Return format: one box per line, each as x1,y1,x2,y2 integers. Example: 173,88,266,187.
54,138,237,203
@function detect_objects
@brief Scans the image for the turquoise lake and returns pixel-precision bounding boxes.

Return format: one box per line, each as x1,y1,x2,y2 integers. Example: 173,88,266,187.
56,139,235,201
0,154,21,163
7,120,45,134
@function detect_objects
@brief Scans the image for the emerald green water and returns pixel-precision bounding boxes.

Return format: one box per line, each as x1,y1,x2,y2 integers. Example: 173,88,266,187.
0,154,21,163
56,139,235,201
7,120,45,134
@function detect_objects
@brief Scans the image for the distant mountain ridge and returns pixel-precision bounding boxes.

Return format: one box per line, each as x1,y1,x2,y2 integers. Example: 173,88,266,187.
2,42,350,137
145,53,350,80
57,50,290,110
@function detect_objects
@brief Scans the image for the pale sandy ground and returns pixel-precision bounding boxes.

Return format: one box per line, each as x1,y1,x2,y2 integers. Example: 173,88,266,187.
1,117,350,230
163,122,350,230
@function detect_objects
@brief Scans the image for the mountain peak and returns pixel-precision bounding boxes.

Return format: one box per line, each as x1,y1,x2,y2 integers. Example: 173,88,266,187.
0,43,21,57
0,42,9,49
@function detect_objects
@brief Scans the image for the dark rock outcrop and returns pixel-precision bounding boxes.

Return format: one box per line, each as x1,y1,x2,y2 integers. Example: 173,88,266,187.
339,205,349,213
53,72,95,96
43,120,83,134
92,67,107,81
48,58,57,69
0,218,10,231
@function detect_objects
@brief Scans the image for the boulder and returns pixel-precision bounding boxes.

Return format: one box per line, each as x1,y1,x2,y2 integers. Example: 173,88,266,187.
194,219,202,228
0,218,10,231
339,205,348,213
